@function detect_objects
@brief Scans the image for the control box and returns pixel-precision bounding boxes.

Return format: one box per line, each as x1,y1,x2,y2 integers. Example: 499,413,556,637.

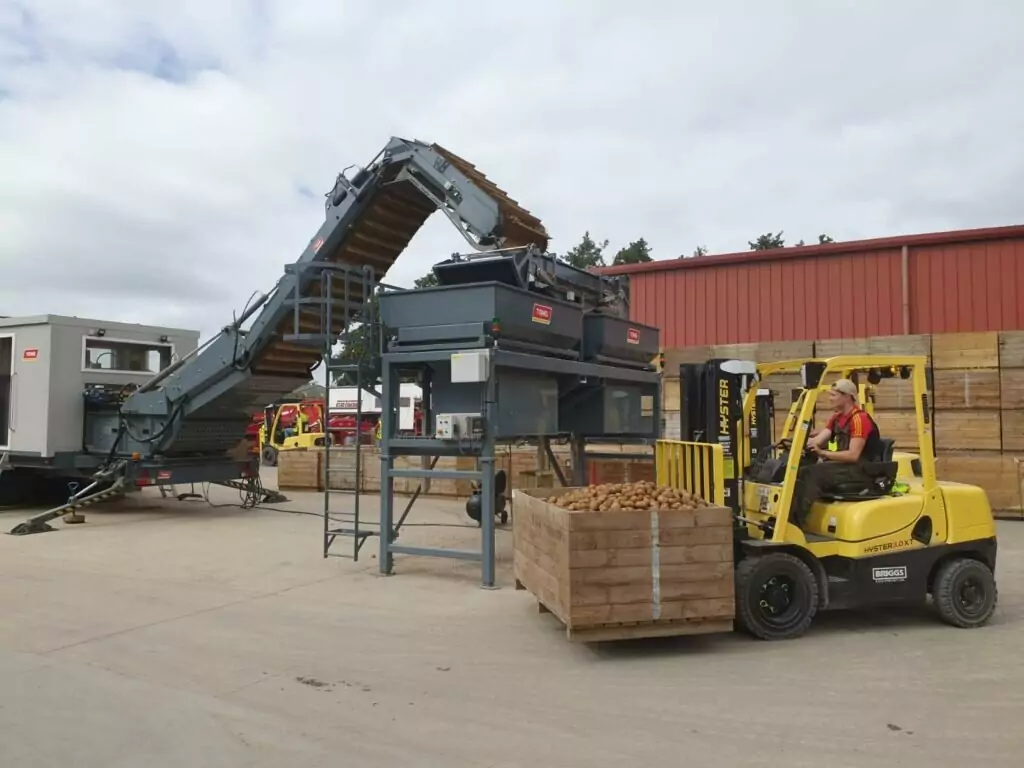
450,350,490,383
435,412,484,440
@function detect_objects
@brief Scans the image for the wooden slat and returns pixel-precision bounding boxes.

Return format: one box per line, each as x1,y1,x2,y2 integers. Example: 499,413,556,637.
662,346,712,372
1001,411,1024,453
874,410,920,451
662,377,681,411
934,410,1001,451
998,332,1024,368
933,369,1001,410
936,451,1023,512
753,340,815,362
1000,370,1024,410
815,337,871,356
932,332,999,370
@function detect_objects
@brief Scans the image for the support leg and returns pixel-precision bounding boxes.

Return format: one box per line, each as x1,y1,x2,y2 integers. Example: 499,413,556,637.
480,455,495,588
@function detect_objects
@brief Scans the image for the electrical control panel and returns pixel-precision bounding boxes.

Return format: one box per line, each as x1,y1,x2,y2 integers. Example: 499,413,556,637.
435,412,484,440
450,351,490,383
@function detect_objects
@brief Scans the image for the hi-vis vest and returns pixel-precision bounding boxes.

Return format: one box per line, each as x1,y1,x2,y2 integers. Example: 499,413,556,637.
827,408,883,461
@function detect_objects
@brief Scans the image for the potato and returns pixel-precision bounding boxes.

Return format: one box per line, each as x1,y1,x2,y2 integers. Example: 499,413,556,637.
542,480,712,513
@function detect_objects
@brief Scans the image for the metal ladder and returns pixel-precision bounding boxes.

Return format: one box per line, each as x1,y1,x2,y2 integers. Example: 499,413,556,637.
282,261,381,560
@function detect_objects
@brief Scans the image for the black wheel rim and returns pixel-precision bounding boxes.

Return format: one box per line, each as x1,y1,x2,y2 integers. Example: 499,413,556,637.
957,575,987,618
757,574,801,626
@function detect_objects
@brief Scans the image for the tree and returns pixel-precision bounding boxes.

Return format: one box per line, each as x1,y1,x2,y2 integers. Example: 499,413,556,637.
414,272,438,288
690,245,708,258
563,231,608,269
818,234,835,244
329,296,379,386
612,237,653,265
749,232,786,250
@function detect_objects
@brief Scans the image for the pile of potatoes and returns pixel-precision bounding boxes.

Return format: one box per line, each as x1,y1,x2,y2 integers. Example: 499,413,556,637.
545,481,707,512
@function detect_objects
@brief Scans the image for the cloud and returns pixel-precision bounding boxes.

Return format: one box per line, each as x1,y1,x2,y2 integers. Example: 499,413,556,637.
1,1,1022,343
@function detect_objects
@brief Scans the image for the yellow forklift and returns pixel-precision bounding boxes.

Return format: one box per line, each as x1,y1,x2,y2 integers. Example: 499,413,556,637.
679,355,998,640
257,400,331,466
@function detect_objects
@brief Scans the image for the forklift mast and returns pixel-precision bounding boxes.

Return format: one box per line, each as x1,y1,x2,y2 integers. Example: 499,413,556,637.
97,138,549,461
679,359,758,513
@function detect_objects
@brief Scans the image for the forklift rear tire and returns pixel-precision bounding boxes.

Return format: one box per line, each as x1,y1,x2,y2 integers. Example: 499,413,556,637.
932,558,998,629
261,446,278,467
735,552,819,641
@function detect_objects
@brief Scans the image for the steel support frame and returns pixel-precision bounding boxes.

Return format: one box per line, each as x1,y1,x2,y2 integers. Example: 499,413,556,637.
377,345,660,588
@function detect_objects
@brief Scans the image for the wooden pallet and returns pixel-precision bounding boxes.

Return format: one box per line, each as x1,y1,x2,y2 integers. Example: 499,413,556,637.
516,580,733,642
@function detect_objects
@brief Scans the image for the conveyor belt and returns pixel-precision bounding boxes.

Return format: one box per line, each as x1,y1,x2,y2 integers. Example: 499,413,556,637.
116,138,549,460
254,145,548,379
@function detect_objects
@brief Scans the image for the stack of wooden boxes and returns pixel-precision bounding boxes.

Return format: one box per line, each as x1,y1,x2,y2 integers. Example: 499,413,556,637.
657,330,1024,518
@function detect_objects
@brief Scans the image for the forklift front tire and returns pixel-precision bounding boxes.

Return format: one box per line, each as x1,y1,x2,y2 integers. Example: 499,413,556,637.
735,552,819,641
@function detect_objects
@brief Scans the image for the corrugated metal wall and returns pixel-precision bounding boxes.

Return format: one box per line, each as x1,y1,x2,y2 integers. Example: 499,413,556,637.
603,226,1024,349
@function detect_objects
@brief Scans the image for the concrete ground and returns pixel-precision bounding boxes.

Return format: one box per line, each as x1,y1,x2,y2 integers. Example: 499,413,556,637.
1,470,1023,768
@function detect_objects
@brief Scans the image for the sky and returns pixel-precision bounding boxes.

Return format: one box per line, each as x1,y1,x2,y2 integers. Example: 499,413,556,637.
1,1,1023,343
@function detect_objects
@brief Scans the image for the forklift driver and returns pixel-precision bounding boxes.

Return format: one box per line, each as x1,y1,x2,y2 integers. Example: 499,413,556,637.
791,379,884,525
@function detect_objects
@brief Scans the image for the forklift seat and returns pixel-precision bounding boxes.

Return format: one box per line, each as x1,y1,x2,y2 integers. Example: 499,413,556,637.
821,439,898,502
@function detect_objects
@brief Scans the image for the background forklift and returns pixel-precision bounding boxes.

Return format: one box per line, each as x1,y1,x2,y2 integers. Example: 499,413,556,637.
257,400,329,467
680,356,998,640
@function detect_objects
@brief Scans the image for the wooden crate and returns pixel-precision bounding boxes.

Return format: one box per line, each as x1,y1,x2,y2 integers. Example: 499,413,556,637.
936,451,1023,515
1000,370,1024,410
934,410,1001,452
662,377,681,411
932,332,999,370
1001,411,1024,453
998,331,1024,368
321,447,380,492
933,369,1001,410
867,334,931,360
870,377,918,410
763,373,804,409
815,337,871,357
875,410,920,451
513,488,735,642
661,410,681,439
710,342,760,361
753,340,815,362
662,346,712,372
277,449,321,490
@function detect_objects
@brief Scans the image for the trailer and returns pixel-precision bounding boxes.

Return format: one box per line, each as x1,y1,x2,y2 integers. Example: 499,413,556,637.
0,316,200,506
329,383,421,432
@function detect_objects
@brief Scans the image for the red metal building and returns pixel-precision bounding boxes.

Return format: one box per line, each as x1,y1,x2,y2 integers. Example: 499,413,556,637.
600,225,1024,349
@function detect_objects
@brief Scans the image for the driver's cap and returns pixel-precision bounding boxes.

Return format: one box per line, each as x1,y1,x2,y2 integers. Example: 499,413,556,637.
831,378,858,398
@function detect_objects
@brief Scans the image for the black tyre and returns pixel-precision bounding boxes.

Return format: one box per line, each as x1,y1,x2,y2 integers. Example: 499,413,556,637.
261,445,278,467
735,552,819,640
933,558,998,628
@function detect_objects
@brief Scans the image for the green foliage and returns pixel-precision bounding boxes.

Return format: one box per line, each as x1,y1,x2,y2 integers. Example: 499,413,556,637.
749,232,786,250
414,272,438,288
329,296,378,386
682,245,708,258
563,231,608,269
612,237,653,266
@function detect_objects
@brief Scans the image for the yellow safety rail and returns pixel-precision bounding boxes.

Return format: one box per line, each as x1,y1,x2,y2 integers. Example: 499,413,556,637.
655,440,726,507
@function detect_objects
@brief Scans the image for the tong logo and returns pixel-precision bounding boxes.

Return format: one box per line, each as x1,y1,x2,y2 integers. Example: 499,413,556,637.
627,328,641,345
532,304,552,325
